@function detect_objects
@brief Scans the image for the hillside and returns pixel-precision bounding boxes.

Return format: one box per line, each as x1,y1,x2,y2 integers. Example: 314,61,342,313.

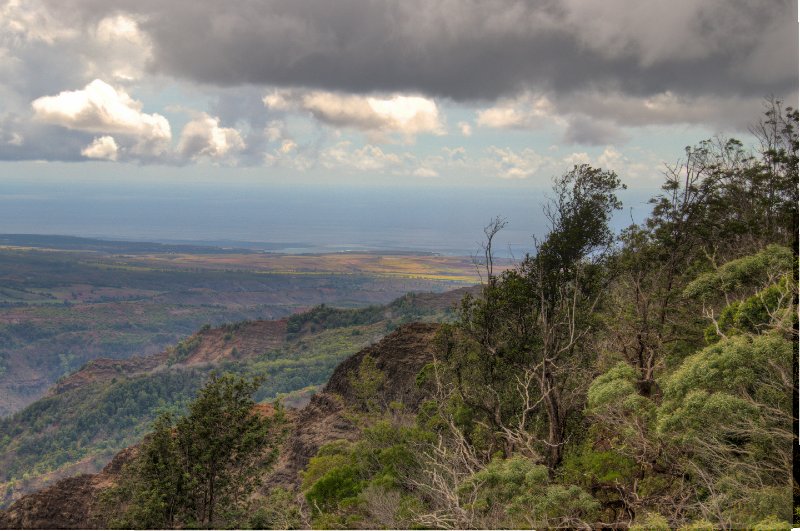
0,289,470,509
0,241,478,416
48,319,287,395
0,323,442,529
268,322,441,488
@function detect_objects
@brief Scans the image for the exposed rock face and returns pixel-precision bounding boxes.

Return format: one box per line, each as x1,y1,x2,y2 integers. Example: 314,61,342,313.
0,475,98,530
324,321,440,408
267,322,441,488
0,322,441,528
49,319,288,396
0,447,137,529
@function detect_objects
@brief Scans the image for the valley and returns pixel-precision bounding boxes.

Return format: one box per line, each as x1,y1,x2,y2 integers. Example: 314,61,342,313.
0,235,480,416
0,239,476,507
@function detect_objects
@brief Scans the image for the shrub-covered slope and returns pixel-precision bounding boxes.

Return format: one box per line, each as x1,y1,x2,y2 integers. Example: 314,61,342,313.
0,290,467,508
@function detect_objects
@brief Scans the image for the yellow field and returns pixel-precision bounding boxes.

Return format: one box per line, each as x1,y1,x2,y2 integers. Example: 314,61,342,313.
125,252,488,282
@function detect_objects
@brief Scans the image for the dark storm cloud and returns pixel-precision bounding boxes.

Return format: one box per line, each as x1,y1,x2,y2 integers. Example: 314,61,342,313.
39,0,798,102
563,117,628,146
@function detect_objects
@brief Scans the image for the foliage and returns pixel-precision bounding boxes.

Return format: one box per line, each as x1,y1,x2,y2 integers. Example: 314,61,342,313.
629,511,671,531
286,292,446,336
459,456,599,528
0,242,472,422
683,244,793,301
6,101,798,529
103,373,285,529
1,294,452,508
442,164,625,468
656,333,794,526
248,488,302,529
348,354,388,413
302,420,426,529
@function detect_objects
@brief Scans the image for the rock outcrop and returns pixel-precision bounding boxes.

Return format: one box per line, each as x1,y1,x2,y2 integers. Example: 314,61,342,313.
0,447,137,529
269,322,440,487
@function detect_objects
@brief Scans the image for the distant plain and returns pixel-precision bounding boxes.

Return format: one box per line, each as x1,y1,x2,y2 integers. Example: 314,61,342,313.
0,235,480,416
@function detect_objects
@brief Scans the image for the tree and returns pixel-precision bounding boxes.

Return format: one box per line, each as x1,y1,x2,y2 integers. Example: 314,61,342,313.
176,373,279,526
443,164,625,469
587,246,796,527
605,102,798,399
106,414,185,529
105,373,284,529
458,455,599,529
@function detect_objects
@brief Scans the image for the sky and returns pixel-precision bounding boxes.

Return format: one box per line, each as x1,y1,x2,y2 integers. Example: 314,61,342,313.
0,1,797,250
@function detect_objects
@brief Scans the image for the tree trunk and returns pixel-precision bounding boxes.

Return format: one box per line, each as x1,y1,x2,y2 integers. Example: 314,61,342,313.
540,369,564,471
207,473,215,527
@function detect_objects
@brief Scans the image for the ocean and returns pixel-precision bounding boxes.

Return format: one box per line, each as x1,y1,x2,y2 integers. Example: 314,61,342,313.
0,179,654,256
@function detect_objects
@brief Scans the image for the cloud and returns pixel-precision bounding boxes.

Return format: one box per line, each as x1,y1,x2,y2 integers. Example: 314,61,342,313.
321,141,407,171
2,1,797,166
559,0,790,72
485,146,547,179
443,146,467,163
90,14,151,82
264,121,285,143
477,94,561,129
563,116,628,146
278,139,297,154
559,147,663,184
34,0,794,104
474,88,793,142
31,79,171,154
478,144,664,183
412,167,438,177
1,0,80,45
177,112,244,159
554,90,775,130
81,135,118,160
264,89,443,139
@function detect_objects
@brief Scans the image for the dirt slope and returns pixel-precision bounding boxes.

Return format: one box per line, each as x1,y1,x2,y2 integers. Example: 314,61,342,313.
49,319,287,395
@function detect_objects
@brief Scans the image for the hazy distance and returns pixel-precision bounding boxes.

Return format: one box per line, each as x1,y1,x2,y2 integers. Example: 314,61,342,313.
0,179,652,257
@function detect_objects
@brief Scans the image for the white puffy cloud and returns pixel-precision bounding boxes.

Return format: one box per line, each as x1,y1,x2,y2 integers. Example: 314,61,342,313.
81,135,118,160
561,151,591,167
480,144,663,183
485,146,547,179
321,141,415,172
264,120,286,143
558,147,662,184
31,79,171,154
264,89,444,139
91,14,151,82
95,14,142,44
279,139,297,154
594,146,661,183
412,167,439,177
458,121,472,136
322,142,401,171
177,113,245,160
477,93,561,129
0,0,79,45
